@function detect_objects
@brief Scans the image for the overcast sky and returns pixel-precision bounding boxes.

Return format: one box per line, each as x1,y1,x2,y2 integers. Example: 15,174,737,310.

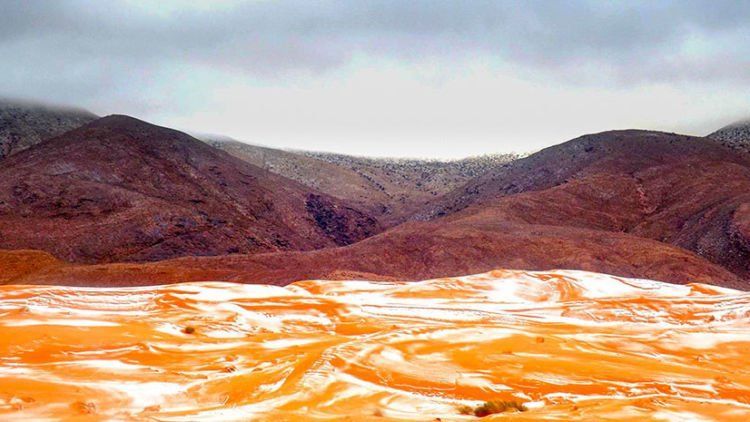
2,0,749,158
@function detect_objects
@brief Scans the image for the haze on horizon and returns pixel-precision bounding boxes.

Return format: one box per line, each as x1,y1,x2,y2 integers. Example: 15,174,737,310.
2,0,749,158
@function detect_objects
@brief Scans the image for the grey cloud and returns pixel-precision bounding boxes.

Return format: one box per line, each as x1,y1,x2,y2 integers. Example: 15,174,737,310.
1,0,748,108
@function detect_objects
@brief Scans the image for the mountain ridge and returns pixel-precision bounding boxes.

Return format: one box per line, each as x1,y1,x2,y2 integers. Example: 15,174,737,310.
0,114,380,263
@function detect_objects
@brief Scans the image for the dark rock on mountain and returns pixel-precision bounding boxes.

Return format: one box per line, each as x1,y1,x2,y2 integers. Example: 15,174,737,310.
305,193,379,246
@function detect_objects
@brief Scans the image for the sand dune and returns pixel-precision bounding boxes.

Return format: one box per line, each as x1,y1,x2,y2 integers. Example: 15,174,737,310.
0,270,749,420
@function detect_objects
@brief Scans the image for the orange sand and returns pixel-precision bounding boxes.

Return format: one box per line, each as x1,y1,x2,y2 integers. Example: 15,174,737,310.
0,269,749,421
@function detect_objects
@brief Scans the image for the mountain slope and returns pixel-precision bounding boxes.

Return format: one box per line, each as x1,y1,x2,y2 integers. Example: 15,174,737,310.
0,99,97,159
708,118,750,154
411,130,750,280
0,115,380,263
303,150,519,222
205,138,393,215
412,130,729,219
206,137,517,222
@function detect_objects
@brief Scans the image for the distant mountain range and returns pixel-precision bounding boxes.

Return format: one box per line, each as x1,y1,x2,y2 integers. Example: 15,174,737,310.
1,100,749,290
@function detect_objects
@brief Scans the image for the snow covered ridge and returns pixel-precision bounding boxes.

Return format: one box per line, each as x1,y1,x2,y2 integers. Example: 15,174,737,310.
0,269,749,420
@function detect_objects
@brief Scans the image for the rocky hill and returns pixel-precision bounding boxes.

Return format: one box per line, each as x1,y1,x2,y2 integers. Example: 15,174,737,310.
205,138,394,216
0,115,380,263
708,118,750,154
303,151,519,222
0,99,97,159
411,130,739,219
206,137,518,222
408,130,750,282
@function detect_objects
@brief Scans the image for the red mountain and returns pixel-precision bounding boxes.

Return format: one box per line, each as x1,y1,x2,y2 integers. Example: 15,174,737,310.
0,115,380,263
2,128,749,290
411,130,750,281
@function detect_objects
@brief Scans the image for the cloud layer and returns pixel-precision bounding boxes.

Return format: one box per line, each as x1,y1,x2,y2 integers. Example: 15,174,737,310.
2,0,749,157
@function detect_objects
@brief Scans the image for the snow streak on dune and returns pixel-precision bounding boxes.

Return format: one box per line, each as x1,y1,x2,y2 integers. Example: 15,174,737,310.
0,270,749,420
